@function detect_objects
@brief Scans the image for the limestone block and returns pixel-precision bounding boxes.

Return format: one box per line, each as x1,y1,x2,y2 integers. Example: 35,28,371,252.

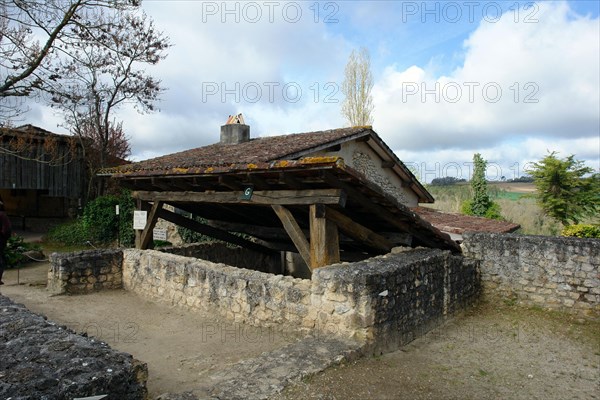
584,294,598,302
335,304,351,315
324,291,348,303
530,295,545,303
574,302,591,309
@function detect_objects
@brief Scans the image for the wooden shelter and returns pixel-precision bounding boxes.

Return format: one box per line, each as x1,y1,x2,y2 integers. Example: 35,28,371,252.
102,123,460,270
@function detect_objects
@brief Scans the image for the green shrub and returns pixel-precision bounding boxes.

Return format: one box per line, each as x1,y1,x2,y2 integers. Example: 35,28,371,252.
461,200,503,220
4,235,42,268
82,195,120,243
177,213,214,244
561,224,600,239
45,190,135,247
46,220,89,245
117,190,135,247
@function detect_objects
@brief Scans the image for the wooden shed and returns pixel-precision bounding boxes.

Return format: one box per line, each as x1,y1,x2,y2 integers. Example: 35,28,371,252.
102,120,460,273
0,125,86,224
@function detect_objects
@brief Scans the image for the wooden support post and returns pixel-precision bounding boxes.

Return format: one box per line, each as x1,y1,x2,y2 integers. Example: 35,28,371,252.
138,201,163,250
134,199,144,249
309,204,340,269
272,205,312,269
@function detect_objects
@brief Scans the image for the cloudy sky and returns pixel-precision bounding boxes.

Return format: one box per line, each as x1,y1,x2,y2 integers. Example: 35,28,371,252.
27,0,599,182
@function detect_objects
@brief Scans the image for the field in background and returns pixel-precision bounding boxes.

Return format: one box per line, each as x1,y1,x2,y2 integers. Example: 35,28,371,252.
425,182,564,236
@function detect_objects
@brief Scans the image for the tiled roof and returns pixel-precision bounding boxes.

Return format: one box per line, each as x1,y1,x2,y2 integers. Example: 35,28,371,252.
115,126,370,173
413,207,521,234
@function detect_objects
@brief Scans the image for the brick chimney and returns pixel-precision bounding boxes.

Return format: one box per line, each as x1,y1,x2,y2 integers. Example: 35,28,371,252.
220,113,250,144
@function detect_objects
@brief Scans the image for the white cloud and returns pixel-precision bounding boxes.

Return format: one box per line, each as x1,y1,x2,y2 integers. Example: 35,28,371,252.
373,1,600,176
13,1,599,181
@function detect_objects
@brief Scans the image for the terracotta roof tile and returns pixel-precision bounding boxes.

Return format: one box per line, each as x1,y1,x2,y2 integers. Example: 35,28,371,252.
117,126,370,173
413,207,520,234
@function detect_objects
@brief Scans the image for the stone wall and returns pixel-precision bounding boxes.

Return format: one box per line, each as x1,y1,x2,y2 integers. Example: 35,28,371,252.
0,295,148,399
311,249,480,353
123,249,312,329
48,249,123,295
122,247,480,353
462,233,600,317
160,242,282,274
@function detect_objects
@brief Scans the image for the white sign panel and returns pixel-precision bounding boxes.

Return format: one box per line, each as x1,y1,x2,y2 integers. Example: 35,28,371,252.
153,228,167,241
133,210,147,230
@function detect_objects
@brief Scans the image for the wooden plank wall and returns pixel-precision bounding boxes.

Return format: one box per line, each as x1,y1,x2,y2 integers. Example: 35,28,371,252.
0,138,85,198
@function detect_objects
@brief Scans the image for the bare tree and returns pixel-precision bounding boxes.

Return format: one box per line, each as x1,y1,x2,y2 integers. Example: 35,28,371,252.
341,47,374,127
0,0,142,121
74,117,130,198
48,10,169,195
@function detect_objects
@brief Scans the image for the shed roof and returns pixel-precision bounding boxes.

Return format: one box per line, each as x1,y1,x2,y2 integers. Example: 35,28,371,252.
104,126,461,256
1,125,73,141
413,207,521,235
113,126,369,172
103,126,433,204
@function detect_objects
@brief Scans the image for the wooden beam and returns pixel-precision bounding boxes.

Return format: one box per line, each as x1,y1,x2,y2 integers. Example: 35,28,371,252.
381,160,396,168
272,205,311,268
310,204,340,269
322,206,392,254
156,208,275,254
138,201,164,250
133,189,347,207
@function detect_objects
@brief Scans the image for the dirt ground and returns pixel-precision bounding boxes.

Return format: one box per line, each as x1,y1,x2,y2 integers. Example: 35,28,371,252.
0,263,298,398
2,262,599,400
275,301,600,400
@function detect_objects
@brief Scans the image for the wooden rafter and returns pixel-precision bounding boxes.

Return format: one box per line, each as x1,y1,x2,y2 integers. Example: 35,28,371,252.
138,201,164,249
322,172,458,251
218,175,244,190
322,206,392,254
272,205,311,268
157,207,275,254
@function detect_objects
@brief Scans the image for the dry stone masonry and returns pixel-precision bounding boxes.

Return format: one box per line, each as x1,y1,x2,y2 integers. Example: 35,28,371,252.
48,249,123,295
462,233,600,317
0,295,148,399
121,247,480,354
